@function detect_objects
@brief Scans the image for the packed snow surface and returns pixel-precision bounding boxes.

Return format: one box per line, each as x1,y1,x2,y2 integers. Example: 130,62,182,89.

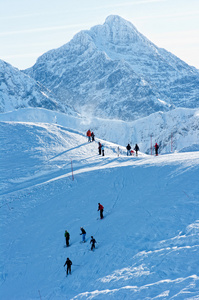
1,120,199,300
1,107,199,154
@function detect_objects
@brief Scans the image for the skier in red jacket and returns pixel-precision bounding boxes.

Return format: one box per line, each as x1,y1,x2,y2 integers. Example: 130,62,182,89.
98,203,104,219
87,129,91,142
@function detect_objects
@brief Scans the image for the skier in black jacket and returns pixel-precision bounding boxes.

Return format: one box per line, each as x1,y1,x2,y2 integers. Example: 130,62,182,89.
134,144,139,156
64,230,70,247
90,236,96,251
64,257,72,275
154,143,159,156
126,144,131,156
80,227,86,243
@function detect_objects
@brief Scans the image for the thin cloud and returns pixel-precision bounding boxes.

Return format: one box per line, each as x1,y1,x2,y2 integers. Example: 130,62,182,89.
1,53,42,59
0,0,166,20
76,0,166,12
134,10,199,20
112,0,166,7
0,23,91,37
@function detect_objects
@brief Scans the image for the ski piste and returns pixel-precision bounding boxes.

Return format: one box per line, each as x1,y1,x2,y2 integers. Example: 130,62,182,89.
1,120,199,299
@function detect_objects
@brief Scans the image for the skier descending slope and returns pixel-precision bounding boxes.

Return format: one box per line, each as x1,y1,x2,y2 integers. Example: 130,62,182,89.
98,203,104,219
64,257,72,276
80,227,86,242
90,236,97,251
64,230,70,247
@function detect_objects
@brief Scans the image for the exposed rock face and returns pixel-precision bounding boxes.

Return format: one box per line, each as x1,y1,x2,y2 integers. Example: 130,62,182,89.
24,15,199,121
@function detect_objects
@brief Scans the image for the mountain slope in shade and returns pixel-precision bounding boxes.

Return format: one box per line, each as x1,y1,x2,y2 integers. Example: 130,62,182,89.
25,15,199,121
0,60,77,115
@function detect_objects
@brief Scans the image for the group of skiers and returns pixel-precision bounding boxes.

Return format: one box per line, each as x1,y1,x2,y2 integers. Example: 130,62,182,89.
87,129,105,156
86,129,95,142
87,129,160,157
126,142,159,156
63,203,104,276
126,143,139,156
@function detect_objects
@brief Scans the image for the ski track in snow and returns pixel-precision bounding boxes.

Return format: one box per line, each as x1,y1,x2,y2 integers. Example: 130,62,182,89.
1,121,199,300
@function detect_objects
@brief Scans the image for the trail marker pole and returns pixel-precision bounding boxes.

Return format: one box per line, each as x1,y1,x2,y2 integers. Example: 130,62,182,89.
71,158,74,181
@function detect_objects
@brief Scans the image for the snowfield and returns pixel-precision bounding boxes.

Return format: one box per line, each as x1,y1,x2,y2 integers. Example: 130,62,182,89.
1,106,199,155
1,119,199,300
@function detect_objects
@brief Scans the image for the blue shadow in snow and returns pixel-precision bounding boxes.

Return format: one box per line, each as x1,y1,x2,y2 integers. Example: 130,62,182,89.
48,142,89,161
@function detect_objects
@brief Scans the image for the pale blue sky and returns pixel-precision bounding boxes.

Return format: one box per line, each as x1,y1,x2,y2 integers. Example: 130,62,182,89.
0,0,199,69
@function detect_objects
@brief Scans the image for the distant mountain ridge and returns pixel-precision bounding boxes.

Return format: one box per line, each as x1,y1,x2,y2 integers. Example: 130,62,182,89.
0,60,77,115
24,15,199,121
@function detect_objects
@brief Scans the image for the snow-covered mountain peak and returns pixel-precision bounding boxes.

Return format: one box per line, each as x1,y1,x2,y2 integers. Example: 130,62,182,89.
22,15,199,121
87,14,151,50
104,14,137,33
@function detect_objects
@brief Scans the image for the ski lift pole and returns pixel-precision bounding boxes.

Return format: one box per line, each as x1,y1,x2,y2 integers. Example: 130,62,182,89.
71,158,74,181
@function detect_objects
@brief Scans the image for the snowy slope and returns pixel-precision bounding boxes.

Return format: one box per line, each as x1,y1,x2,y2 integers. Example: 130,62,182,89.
1,121,199,300
24,15,199,121
1,107,199,154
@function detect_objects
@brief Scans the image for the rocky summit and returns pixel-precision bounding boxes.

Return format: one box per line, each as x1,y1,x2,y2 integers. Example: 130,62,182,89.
24,15,199,121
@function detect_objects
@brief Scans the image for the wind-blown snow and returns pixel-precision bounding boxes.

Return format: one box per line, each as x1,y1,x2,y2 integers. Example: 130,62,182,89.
1,120,199,299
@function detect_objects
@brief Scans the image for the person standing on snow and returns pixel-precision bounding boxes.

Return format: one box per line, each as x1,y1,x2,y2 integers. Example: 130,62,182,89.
134,144,139,156
87,129,91,142
117,146,120,157
98,203,104,219
90,236,97,251
64,257,72,276
98,142,102,155
126,143,131,156
154,143,159,156
101,144,105,156
64,230,70,247
80,227,86,243
91,132,95,142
